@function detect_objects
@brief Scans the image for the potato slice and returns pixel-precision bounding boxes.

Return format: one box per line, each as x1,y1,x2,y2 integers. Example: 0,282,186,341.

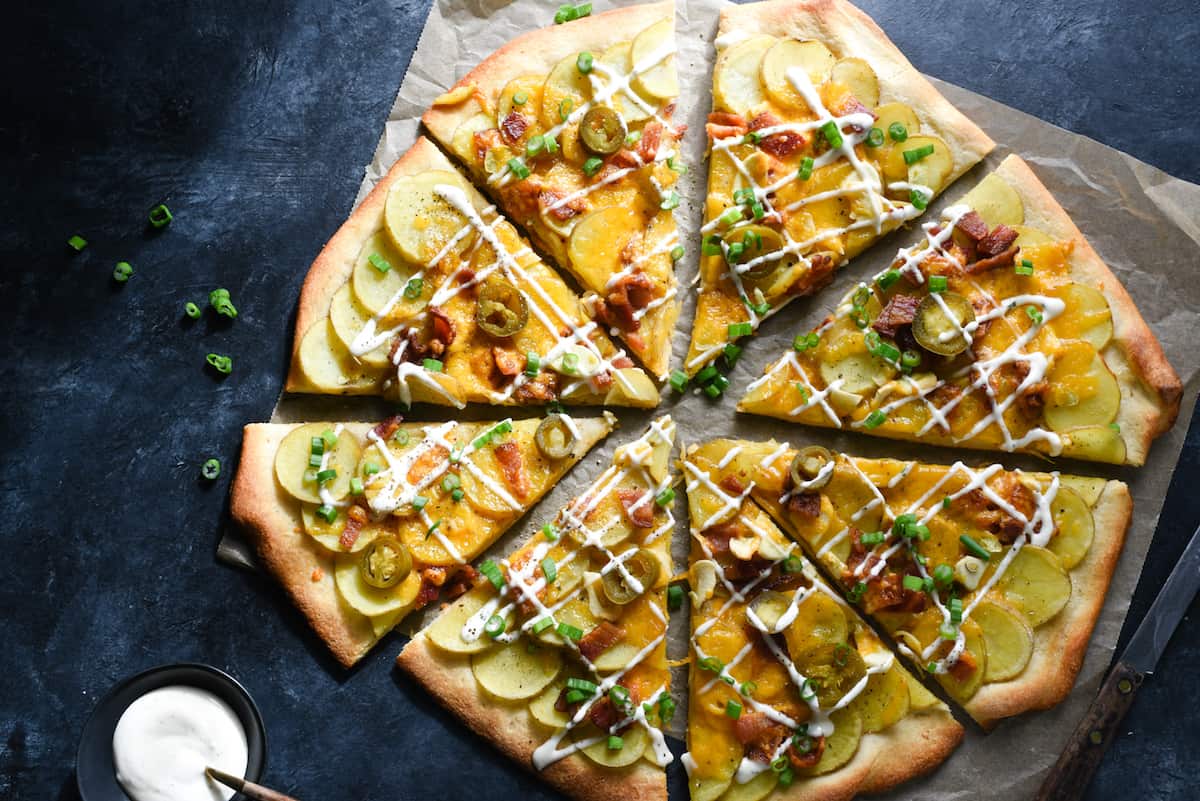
604,367,662,407
712,35,774,117
1063,425,1127,464
541,53,593,129
471,640,562,701
630,18,678,101
904,671,942,711
328,285,390,369
383,170,474,264
449,112,493,164
1058,476,1106,507
592,640,648,673
960,173,1025,227
783,591,848,661
829,58,879,108
274,423,362,504
972,599,1034,682
400,499,494,567
295,319,381,394
528,676,571,729
761,39,836,110
887,135,952,194
496,75,544,128
820,352,887,395
1048,487,1095,569
719,770,777,801
350,231,420,319
300,505,385,553
998,545,1072,627
939,618,988,703
425,584,502,655
692,777,733,801
1051,283,1114,351
568,206,640,292
459,446,522,520
797,707,861,776
1044,342,1120,432
1011,224,1054,247
874,102,920,140
598,43,652,123
849,665,910,733
576,722,648,767
535,597,599,647
333,552,419,617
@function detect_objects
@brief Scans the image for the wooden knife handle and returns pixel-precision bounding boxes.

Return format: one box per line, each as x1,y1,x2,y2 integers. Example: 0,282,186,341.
1035,660,1144,801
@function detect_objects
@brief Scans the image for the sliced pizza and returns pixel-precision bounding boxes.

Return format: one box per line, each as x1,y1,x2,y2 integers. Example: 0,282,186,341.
681,447,961,801
739,154,1182,465
397,417,677,801
691,437,1132,728
229,412,615,667
285,135,659,409
685,0,994,380
423,1,684,379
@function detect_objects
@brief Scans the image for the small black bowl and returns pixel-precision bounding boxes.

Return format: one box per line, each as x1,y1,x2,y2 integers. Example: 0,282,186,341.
76,663,266,801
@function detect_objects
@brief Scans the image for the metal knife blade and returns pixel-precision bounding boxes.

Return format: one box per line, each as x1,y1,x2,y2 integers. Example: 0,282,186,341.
1120,520,1200,674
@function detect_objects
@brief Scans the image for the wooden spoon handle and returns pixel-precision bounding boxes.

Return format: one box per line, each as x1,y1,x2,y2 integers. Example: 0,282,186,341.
206,767,302,801
1034,660,1144,801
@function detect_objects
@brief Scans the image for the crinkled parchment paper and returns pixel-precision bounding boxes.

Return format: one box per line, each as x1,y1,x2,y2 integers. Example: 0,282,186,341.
219,1,1200,796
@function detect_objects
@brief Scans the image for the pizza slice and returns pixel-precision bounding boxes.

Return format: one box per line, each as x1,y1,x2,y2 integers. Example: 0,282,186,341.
423,1,684,379
739,154,1182,465
229,412,615,667
285,135,659,409
691,438,1132,728
397,417,677,801
685,0,994,381
681,447,961,801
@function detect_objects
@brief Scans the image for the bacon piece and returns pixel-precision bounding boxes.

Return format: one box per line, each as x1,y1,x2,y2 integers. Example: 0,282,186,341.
787,491,821,519
514,371,557,403
871,293,922,339
444,565,479,600
954,472,1036,543
637,121,664,162
539,189,586,221
407,445,451,485
472,128,502,163
426,305,456,357
591,370,614,391
579,621,626,662
828,93,874,123
492,346,522,378
457,267,476,285
415,565,448,609
494,441,530,500
338,505,369,549
788,736,827,769
948,650,978,682
977,224,1019,257
706,111,748,142
611,149,642,170
719,475,746,495
955,210,989,243
612,355,634,369
1017,380,1049,418
862,572,926,614
733,712,791,763
595,271,657,332
748,111,781,131
617,488,655,528
499,111,528,145
371,415,404,440
786,252,835,297
966,244,1019,273
760,130,806,158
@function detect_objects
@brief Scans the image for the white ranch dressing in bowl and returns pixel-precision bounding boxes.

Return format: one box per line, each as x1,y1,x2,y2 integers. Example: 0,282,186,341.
111,685,248,801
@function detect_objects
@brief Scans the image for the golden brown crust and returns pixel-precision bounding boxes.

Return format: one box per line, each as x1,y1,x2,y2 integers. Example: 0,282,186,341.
396,635,667,801
964,479,1132,727
230,423,379,668
993,154,1182,466
716,0,995,187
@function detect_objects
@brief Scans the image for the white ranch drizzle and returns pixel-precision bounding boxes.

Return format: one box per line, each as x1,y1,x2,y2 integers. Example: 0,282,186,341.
459,420,678,772
316,424,346,508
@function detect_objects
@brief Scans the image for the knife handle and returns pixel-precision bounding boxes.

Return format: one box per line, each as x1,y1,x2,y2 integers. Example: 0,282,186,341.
1035,660,1145,801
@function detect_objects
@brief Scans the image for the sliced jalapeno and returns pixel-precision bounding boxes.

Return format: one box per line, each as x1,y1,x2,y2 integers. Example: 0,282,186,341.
476,278,529,338
790,446,834,490
735,225,785,280
794,643,868,706
912,292,975,356
535,414,578,459
359,536,412,589
602,548,660,605
749,590,792,631
579,107,624,156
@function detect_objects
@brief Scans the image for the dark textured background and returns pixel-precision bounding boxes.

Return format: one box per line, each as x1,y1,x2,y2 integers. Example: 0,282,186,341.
1,1,1197,799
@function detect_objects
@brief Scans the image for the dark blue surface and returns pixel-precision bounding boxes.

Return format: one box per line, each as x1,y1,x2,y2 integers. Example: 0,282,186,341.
1,1,1197,799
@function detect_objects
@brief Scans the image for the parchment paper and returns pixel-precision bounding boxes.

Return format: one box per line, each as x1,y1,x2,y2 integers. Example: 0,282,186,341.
218,1,1200,797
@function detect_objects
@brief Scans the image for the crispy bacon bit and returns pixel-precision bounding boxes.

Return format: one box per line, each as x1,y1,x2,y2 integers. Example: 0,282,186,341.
499,111,528,144
733,712,790,763
748,111,781,131
966,244,1019,273
977,224,1019,257
494,441,530,500
444,565,479,600
760,129,806,158
617,488,655,528
706,111,748,142
612,355,634,369
408,445,451,484
371,415,404,440
592,370,614,391
786,252,835,297
719,475,746,495
579,621,626,662
310,567,324,582
339,505,369,549
457,267,476,285
948,650,978,682
954,473,1036,543
611,149,643,170
828,93,874,123
625,330,646,353
955,211,989,243
472,128,502,163
861,572,926,614
638,121,664,162
415,565,449,609
595,271,657,331
788,736,827,769
1017,380,1049,418
539,189,586,221
787,491,821,519
492,346,522,378
397,306,456,365
872,294,922,339
662,101,677,120
514,371,558,403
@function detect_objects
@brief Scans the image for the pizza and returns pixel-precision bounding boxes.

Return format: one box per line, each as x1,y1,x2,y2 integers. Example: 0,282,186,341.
423,1,684,379
285,136,660,409
681,446,962,801
229,412,615,667
397,417,678,801
684,0,995,383
739,154,1182,465
689,437,1132,728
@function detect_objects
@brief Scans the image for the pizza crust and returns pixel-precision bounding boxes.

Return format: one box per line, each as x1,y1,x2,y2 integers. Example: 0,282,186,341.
230,423,381,668
963,479,1132,728
396,635,667,801
991,154,1182,466
716,0,996,190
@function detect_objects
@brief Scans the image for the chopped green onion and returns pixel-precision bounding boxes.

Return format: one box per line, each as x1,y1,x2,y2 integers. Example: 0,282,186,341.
316,505,337,523
771,755,789,773
542,523,559,542
847,582,867,603
316,468,337,484
480,559,505,590
696,365,719,385
540,557,558,584
902,574,925,592
423,358,443,372
833,642,852,667
565,689,589,704
725,241,745,263
209,288,237,319
67,234,88,251
960,534,991,561
727,322,753,339
557,622,583,641
893,513,917,535
1110,422,1122,433
512,91,528,105
562,351,580,374
184,301,201,319
796,384,810,403
403,277,423,299
860,531,886,546
625,130,642,146
112,261,133,282
702,235,723,256
903,144,935,165
507,157,531,180
542,134,558,155
942,496,951,508
532,617,554,634
779,767,795,787
782,555,804,574
932,563,955,587
525,135,545,158
864,409,887,429
655,487,675,507
865,127,885,147
665,247,683,265
320,429,337,449
888,122,908,142
797,156,814,181
928,275,948,293
368,253,391,273
393,429,410,446
1016,258,1035,276
205,353,233,375
877,269,900,290
669,369,688,393
724,343,742,365
441,474,461,494
658,696,676,723
1026,305,1044,325
609,685,630,709
450,488,465,502
819,120,844,149
733,187,755,205
698,655,724,674
660,191,680,211
521,352,540,377
800,678,820,701
703,383,722,399
667,584,684,611
201,458,221,480
349,477,364,496
567,677,598,694
576,51,593,74
484,615,506,638
148,204,173,228
740,680,758,697
582,156,603,177
900,350,921,370
939,622,958,640
949,597,964,624
718,207,743,227
309,453,323,468
607,735,624,751
910,189,929,211
725,700,743,719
